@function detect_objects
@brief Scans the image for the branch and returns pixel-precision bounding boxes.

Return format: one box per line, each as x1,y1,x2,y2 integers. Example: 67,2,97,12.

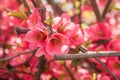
0,50,36,77
22,0,31,14
95,58,119,80
15,27,30,35
79,46,119,80
31,0,38,7
54,51,120,60
36,55,46,80
0,49,37,61
63,62,75,80
102,0,112,18
90,0,102,22
79,0,82,26
47,0,63,16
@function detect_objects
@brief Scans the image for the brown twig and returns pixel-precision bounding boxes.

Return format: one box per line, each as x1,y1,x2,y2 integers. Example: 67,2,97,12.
31,0,38,7
22,0,31,14
15,27,30,35
90,0,102,22
0,50,36,77
36,55,46,80
95,58,119,80
0,49,36,61
102,0,112,18
47,0,63,16
63,62,75,80
79,0,82,26
54,51,120,60
73,46,120,80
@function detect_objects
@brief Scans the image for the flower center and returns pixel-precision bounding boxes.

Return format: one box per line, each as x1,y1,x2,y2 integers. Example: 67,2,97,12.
114,62,120,69
36,32,47,41
50,37,61,45
57,24,65,33
98,31,105,37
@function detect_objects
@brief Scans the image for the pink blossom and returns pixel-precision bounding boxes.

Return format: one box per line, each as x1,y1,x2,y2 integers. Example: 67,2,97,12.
106,57,120,78
69,24,84,45
53,14,75,38
24,29,48,49
81,75,92,80
100,75,111,80
46,33,70,56
106,39,120,51
8,49,28,66
86,22,111,41
27,9,41,29
35,47,46,57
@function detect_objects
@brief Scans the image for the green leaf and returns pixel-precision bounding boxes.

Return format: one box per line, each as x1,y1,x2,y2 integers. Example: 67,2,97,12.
71,60,78,66
44,12,54,26
8,4,27,19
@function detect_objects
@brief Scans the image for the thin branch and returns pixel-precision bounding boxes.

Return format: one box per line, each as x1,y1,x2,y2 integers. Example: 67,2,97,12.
0,51,36,77
36,55,46,80
54,51,120,60
95,58,119,80
0,49,37,61
22,0,31,14
31,0,38,7
63,62,75,80
47,0,63,16
38,7,46,24
79,0,82,26
36,0,42,8
90,0,102,22
102,0,112,18
15,27,30,35
79,46,119,80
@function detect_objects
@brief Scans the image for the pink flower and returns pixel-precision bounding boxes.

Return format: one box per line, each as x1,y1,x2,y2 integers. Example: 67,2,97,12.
106,57,120,78
81,75,92,80
35,47,47,57
69,24,84,45
27,9,41,29
86,22,111,41
24,29,48,49
8,49,28,66
99,75,111,80
46,33,70,56
106,39,120,51
53,14,76,38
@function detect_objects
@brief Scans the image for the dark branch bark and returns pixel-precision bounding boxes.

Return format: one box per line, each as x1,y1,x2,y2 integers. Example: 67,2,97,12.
0,49,37,61
36,55,46,80
15,27,30,35
63,62,75,80
90,0,102,22
102,0,112,18
54,51,120,60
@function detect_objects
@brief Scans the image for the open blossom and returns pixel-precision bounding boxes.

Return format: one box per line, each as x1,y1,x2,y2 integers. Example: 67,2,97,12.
27,9,41,29
106,39,120,51
8,49,29,66
106,57,120,78
86,22,111,41
24,29,48,49
46,33,70,56
53,13,84,45
69,24,84,45
53,13,75,38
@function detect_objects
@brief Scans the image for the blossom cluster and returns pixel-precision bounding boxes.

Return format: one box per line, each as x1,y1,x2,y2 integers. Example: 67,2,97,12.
25,10,84,59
